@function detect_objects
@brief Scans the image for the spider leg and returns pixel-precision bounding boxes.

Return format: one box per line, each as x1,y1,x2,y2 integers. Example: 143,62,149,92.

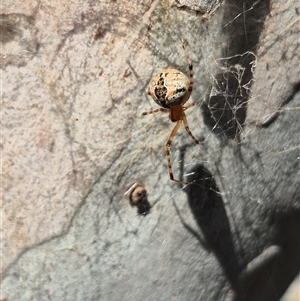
182,112,201,145
183,102,195,111
181,42,193,107
142,108,169,116
166,120,187,184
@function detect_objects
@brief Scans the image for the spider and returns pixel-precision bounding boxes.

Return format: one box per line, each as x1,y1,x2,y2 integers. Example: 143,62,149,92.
142,42,202,184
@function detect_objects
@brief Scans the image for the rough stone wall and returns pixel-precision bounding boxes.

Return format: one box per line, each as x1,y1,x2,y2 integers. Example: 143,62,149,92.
1,0,299,300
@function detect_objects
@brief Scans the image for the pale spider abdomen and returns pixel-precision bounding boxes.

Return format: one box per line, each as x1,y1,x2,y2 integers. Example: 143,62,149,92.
147,68,190,109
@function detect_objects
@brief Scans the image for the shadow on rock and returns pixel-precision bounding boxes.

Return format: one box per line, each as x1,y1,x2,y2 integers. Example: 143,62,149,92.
230,208,300,301
184,165,241,286
201,0,271,140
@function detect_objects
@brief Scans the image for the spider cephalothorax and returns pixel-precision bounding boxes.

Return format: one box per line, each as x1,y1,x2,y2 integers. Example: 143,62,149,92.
143,42,202,184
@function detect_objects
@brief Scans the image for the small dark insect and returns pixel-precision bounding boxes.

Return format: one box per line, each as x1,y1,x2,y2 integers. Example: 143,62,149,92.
130,184,147,207
94,25,102,40
125,182,147,207
122,68,131,79
125,182,151,215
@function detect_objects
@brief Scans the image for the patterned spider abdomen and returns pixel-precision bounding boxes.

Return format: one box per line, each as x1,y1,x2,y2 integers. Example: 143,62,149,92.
147,68,190,109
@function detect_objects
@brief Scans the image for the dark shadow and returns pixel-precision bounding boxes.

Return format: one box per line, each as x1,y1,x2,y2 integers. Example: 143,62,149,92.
202,0,271,140
231,208,300,301
202,52,255,140
184,165,241,286
223,0,271,55
136,200,151,216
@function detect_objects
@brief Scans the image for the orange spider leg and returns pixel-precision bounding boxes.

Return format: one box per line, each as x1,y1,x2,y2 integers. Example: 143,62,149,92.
181,42,194,106
182,112,202,145
165,120,188,184
142,108,169,116
183,102,195,111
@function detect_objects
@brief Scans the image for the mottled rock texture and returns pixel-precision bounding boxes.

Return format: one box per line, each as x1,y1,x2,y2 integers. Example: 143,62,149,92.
1,0,299,300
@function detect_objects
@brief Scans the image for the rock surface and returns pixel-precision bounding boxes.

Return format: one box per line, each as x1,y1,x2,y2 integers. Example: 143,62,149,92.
1,0,299,300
